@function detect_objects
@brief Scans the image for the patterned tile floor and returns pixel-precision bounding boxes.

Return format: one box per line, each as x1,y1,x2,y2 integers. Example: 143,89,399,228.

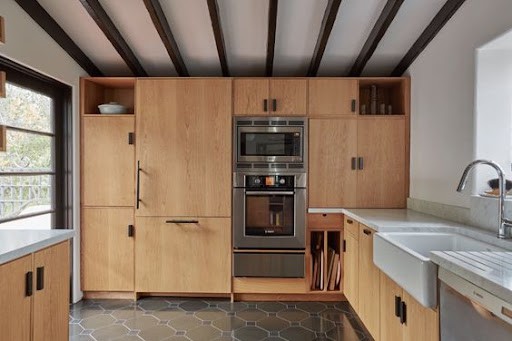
69,298,372,341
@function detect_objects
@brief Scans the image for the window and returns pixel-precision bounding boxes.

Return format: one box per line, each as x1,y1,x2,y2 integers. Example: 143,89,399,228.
0,56,72,229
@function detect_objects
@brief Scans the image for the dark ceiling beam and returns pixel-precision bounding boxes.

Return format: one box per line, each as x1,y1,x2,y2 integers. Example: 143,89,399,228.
14,0,103,76
307,0,342,77
142,0,189,77
266,0,278,77
207,0,229,77
391,0,466,76
79,0,147,76
348,0,404,76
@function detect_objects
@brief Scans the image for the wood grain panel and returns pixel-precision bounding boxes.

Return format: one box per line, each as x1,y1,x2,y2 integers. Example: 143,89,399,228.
357,118,406,208
81,208,134,291
136,79,231,217
344,216,359,238
0,255,32,341
81,116,134,206
308,213,343,230
309,118,357,207
309,79,358,116
270,79,307,116
233,78,269,116
135,217,231,293
33,241,70,341
402,291,439,341
380,273,403,341
343,232,358,312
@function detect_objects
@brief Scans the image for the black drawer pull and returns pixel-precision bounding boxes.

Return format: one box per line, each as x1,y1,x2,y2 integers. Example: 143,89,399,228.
36,267,44,291
347,219,353,224
166,220,199,224
400,301,407,324
363,229,372,235
394,296,401,317
26,271,33,297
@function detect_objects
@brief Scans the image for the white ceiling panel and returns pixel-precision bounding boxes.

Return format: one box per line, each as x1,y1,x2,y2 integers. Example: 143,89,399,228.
362,0,446,76
217,0,269,76
160,0,221,76
273,0,327,76
98,0,177,76
317,0,385,76
37,0,132,76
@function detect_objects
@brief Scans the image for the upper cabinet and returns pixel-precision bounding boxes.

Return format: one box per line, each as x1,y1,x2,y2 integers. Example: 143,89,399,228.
358,78,409,116
136,79,232,217
309,79,358,117
234,78,307,116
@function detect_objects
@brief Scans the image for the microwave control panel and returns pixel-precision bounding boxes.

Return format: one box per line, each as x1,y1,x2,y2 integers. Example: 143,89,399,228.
245,175,295,189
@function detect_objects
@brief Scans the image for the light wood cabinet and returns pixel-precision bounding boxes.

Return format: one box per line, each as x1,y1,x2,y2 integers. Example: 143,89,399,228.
309,79,358,117
357,118,406,208
81,116,135,207
343,230,359,311
402,291,439,341
0,241,70,341
380,273,404,341
358,224,380,339
309,118,358,207
233,78,306,116
81,208,134,291
135,217,231,293
136,79,231,217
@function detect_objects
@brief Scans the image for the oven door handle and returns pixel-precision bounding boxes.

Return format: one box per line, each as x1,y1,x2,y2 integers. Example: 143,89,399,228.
245,191,295,195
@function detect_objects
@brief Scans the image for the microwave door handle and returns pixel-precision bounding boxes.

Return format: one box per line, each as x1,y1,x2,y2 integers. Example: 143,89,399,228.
245,191,295,196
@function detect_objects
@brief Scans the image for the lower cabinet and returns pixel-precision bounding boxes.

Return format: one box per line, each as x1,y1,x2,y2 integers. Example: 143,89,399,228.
135,217,231,293
343,224,359,310
0,241,70,341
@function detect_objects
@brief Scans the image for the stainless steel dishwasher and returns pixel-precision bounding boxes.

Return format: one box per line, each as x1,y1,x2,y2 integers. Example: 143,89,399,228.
439,268,512,340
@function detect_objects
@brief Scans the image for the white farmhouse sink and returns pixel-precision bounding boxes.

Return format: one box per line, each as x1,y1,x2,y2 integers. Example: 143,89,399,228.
373,232,504,308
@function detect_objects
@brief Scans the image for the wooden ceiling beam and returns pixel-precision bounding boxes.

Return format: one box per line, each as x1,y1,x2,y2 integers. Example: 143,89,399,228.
266,0,278,77
142,0,189,77
349,0,404,76
391,0,466,76
207,0,229,77
307,0,342,77
79,0,147,76
14,0,103,76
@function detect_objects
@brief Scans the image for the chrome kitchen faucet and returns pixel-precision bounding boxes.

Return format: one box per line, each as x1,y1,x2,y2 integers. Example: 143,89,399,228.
456,159,512,239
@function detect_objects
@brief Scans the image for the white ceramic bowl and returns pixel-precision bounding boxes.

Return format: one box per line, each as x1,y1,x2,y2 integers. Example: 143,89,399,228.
98,102,128,114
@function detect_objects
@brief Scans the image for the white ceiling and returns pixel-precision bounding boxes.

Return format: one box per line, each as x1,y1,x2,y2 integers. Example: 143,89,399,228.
31,0,452,77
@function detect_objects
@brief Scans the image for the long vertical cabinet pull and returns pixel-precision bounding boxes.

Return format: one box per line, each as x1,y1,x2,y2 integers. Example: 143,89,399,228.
25,271,33,297
357,157,364,170
351,157,357,170
263,99,268,112
394,296,401,317
36,266,44,290
400,301,407,324
136,161,141,209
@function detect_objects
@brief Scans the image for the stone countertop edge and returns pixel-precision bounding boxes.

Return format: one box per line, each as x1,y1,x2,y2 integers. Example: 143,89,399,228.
0,229,75,265
430,251,512,304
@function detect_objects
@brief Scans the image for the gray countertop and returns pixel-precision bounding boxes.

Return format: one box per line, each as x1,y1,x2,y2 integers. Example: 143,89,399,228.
0,229,75,265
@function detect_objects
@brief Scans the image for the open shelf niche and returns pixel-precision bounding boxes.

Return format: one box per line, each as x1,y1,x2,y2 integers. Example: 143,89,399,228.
80,77,135,116
358,78,408,116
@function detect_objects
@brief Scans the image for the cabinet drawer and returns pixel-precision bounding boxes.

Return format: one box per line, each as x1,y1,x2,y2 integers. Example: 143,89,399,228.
344,216,359,238
308,213,343,230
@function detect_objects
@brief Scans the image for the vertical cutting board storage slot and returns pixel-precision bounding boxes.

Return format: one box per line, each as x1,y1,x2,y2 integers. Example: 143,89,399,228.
310,231,324,291
326,231,341,292
309,230,342,292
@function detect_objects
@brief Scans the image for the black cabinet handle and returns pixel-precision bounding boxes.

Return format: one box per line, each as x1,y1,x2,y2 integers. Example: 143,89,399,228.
363,229,372,235
128,132,135,145
358,157,364,170
394,296,401,317
166,219,199,224
128,225,135,237
272,99,277,111
26,271,33,297
263,99,268,112
343,240,346,252
347,219,353,224
351,157,357,170
36,267,44,291
351,99,356,112
400,301,407,324
136,161,141,209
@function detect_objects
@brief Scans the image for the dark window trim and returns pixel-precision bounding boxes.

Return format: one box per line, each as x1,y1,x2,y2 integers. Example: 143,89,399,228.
0,55,73,230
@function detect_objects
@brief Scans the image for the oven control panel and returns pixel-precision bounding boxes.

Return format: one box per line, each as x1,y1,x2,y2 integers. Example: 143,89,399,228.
245,175,295,188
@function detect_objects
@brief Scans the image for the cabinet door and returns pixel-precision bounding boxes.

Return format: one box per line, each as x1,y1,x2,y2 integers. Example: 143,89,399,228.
136,79,231,217
343,231,359,312
380,274,403,341
270,79,307,116
81,208,134,291
309,118,357,207
309,79,358,117
33,241,70,341
402,291,439,341
82,116,135,206
358,225,380,339
357,118,406,208
0,255,32,341
135,217,231,293
234,78,269,116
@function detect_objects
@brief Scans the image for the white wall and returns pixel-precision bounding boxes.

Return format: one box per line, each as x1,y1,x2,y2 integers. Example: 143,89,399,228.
408,0,512,208
0,0,88,302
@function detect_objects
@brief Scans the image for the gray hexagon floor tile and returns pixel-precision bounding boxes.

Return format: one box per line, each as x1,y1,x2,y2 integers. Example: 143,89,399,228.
153,308,185,321
125,315,160,331
179,300,209,311
138,325,176,340
91,324,130,341
80,314,116,330
234,326,268,341
257,302,287,313
138,298,172,311
168,315,202,331
277,309,309,322
212,316,246,331
217,301,248,312
195,308,226,321
296,302,327,313
236,308,267,321
257,316,290,331
300,316,335,333
186,325,222,341
280,326,316,341
70,336,96,341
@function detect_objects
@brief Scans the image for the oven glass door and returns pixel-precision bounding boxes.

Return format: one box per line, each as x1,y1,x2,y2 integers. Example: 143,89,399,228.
237,127,303,162
245,191,294,236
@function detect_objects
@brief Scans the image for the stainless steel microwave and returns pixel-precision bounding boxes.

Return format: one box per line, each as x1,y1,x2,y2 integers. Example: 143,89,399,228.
233,117,307,172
